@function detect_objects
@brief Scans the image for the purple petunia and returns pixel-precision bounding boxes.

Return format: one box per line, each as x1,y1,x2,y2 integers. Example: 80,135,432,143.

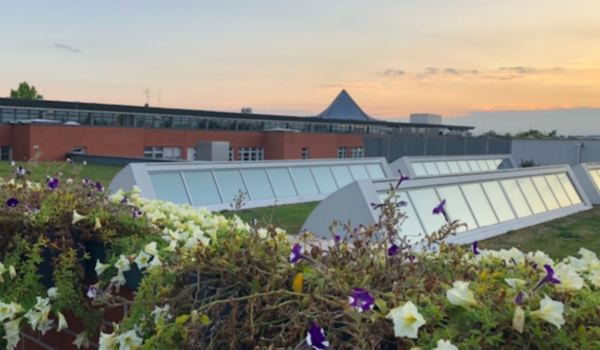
94,182,104,192
472,241,480,255
395,170,410,189
87,285,99,299
305,323,329,350
289,244,314,267
388,244,399,257
48,178,59,189
334,235,341,243
349,288,374,312
83,178,90,185
514,290,526,306
121,196,129,204
17,166,25,176
432,199,446,215
532,264,561,292
133,209,143,220
6,198,19,207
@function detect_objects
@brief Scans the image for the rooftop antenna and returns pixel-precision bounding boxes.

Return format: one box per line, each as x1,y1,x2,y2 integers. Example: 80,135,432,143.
142,88,150,106
158,82,162,107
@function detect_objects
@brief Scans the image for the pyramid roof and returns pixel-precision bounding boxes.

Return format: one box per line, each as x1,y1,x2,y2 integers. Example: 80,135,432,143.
317,90,374,121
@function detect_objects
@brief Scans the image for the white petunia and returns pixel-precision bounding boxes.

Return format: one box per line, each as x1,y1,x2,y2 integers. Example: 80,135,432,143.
505,278,527,289
114,255,131,273
554,264,585,291
47,287,59,299
116,329,143,350
144,242,158,256
34,296,50,311
95,260,112,277
446,281,478,308
164,240,178,252
530,294,565,329
72,332,90,349
434,339,459,350
72,210,88,225
151,304,171,324
57,311,68,332
3,317,21,350
579,247,597,260
111,272,126,288
513,306,525,334
0,302,19,321
0,262,6,283
385,301,426,339
94,218,102,230
149,256,163,269
98,331,118,350
8,265,16,279
134,251,151,270
588,270,600,288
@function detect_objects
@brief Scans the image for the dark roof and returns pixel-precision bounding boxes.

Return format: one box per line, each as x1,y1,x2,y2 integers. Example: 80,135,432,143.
317,90,373,121
0,98,474,130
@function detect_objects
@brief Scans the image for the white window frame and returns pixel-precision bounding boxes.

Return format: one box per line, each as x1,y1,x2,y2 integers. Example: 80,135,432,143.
187,147,195,161
337,147,348,159
351,147,364,158
302,147,309,159
238,147,264,161
229,147,234,161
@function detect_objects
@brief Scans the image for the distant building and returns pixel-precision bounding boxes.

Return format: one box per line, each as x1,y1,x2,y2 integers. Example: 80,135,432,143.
410,113,442,125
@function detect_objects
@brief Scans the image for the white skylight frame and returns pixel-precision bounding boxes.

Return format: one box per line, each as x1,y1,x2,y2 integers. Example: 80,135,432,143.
301,165,591,245
391,154,517,179
109,158,393,212
572,162,600,204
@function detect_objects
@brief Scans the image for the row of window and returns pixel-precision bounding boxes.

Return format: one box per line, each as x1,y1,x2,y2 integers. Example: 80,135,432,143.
337,147,364,159
146,146,265,161
0,146,11,161
412,159,511,176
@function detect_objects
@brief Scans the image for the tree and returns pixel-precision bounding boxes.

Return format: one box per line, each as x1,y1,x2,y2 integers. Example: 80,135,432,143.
9,82,43,99
481,130,513,139
515,129,557,139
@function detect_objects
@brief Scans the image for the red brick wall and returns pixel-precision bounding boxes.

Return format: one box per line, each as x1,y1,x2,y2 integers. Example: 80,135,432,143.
264,132,365,160
0,125,12,146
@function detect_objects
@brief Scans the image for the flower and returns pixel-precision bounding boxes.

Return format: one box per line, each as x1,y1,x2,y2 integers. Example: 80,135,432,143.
83,161,87,165
116,329,142,350
349,288,374,312
505,278,527,289
396,169,410,189
434,339,459,350
144,242,158,256
17,166,25,176
579,247,597,260
433,199,447,216
57,311,68,332
388,244,399,257
305,323,329,350
87,285,99,299
34,297,49,311
151,304,171,324
111,272,126,288
513,306,525,334
165,240,178,252
289,244,313,267
532,265,561,292
386,301,426,339
446,281,478,308
98,331,118,350
8,161,14,167
0,302,19,321
149,256,163,269
3,317,21,350
94,181,104,192
0,263,5,282
334,235,341,243
6,198,18,207
47,287,59,299
72,210,88,225
48,178,59,189
72,332,90,349
554,264,584,291
8,265,16,279
95,260,111,277
514,290,527,306
134,252,151,269
472,241,480,255
94,218,102,230
24,307,51,335
115,255,131,273
530,294,565,329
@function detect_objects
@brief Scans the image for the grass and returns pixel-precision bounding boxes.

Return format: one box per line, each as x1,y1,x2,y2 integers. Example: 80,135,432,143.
0,161,123,188
220,201,320,234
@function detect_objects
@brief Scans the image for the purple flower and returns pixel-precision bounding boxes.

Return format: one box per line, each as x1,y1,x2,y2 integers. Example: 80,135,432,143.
289,244,314,267
349,288,374,312
121,196,129,204
94,182,104,192
395,170,410,189
334,235,341,243
472,241,480,255
530,261,538,270
17,166,25,176
305,323,329,350
432,199,446,215
398,201,408,207
133,209,143,220
514,290,526,306
87,285,99,299
371,202,384,210
388,244,399,256
48,178,59,189
532,265,561,292
6,198,19,207
83,178,90,185
407,254,416,262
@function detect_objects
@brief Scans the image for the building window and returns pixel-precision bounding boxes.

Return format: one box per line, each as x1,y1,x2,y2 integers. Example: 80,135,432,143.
163,147,182,160
238,147,264,161
187,147,195,161
72,147,87,154
337,147,348,159
144,146,167,159
351,147,364,158
229,147,234,161
0,147,12,161
302,147,309,159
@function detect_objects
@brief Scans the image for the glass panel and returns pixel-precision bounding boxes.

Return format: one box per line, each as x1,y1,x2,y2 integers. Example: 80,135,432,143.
457,161,471,173
486,160,498,170
379,192,424,243
311,166,338,194
435,162,451,175
267,168,298,198
477,160,490,171
291,167,319,195
481,181,516,222
460,183,498,227
149,173,190,205
183,171,222,206
545,175,572,207
349,165,369,180
412,163,427,176
589,169,600,188
436,186,477,232
423,162,439,175
468,161,481,172
331,166,354,188
517,177,546,214
407,188,446,234
214,170,247,203
366,164,386,179
494,159,503,168
501,179,533,218
557,173,582,204
242,169,275,200
532,176,559,211
447,161,461,174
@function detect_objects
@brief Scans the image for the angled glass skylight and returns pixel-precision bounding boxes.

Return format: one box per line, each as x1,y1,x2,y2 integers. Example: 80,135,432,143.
302,165,591,245
391,154,517,178
109,158,392,212
572,162,600,205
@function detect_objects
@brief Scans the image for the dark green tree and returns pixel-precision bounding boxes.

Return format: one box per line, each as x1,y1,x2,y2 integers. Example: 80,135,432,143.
9,82,43,99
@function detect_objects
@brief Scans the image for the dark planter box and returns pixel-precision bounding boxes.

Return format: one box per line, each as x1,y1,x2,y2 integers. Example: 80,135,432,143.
32,231,86,288
85,239,143,291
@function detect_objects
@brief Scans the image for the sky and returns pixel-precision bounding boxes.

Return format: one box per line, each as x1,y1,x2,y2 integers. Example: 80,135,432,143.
2,1,600,134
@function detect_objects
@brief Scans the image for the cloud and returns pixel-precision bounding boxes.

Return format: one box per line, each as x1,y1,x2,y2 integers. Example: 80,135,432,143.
443,68,479,75
498,66,562,75
424,67,438,75
380,69,405,76
54,43,81,53
317,82,382,91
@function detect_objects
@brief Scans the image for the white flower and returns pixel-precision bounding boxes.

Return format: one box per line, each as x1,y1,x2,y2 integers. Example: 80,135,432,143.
132,185,141,194
95,260,112,277
164,240,178,252
151,304,171,324
111,272,126,288
579,247,597,260
34,296,50,311
3,317,21,350
8,265,16,279
505,278,527,289
134,251,151,270
588,270,600,288
117,329,143,350
554,264,584,291
47,287,59,299
144,242,158,256
72,210,88,225
513,306,525,334
530,294,565,329
149,256,163,269
0,263,5,283
527,250,554,268
25,306,51,335
94,218,102,230
115,255,131,273
66,178,73,185
446,281,478,308
83,161,87,165
434,339,459,350
385,301,426,339
99,331,118,350
0,302,18,321
57,311,68,332
72,332,90,349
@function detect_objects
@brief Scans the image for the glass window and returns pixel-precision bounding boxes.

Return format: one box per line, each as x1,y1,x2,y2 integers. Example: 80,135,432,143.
468,161,481,172
477,160,490,171
447,161,461,174
557,173,582,205
350,147,364,158
331,166,354,188
494,159,503,168
532,176,559,211
589,169,600,188
378,192,424,243
365,164,385,179
267,168,298,198
337,147,348,159
412,163,427,176
214,170,247,203
423,162,439,175
311,166,338,194
486,160,498,170
458,161,471,173
517,177,546,214
545,175,572,207
501,179,533,218
291,167,319,195
460,183,498,227
435,162,451,175
481,181,516,222
149,173,190,205
183,171,222,206
349,165,370,180
302,147,309,159
242,169,275,200
187,147,195,161
407,188,446,234
436,186,477,233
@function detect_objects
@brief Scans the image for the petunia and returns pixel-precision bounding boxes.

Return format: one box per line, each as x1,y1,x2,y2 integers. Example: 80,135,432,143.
17,166,25,176
386,301,426,339
151,304,171,324
72,210,88,225
56,311,68,332
110,272,126,288
134,251,151,269
149,256,163,269
47,287,59,299
530,294,565,329
116,330,142,350
72,332,90,349
304,323,329,350
114,255,131,273
3,317,22,350
8,265,16,279
434,339,459,350
395,170,410,189
432,199,447,218
94,182,104,192
388,245,399,257
6,198,18,207
164,240,178,252
472,241,480,255
95,260,111,277
48,178,59,189
0,302,19,321
532,265,561,292
513,306,525,334
514,290,527,306
289,244,314,267
98,331,118,350
349,288,374,312
94,218,102,230
505,278,527,289
446,281,478,308
144,242,158,256
554,264,584,291
87,285,99,299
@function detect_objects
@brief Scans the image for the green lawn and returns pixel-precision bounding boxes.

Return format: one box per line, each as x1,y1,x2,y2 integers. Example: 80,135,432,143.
0,161,123,188
221,201,320,234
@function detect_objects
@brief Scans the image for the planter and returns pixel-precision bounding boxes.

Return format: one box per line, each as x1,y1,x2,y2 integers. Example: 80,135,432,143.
85,239,143,291
32,231,86,288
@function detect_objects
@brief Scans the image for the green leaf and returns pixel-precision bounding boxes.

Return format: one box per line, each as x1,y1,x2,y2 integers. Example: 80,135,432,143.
374,299,388,314
176,315,190,325
314,278,325,288
200,315,211,325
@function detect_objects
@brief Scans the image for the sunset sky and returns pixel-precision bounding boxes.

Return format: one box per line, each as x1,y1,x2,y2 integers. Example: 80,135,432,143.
2,1,600,134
